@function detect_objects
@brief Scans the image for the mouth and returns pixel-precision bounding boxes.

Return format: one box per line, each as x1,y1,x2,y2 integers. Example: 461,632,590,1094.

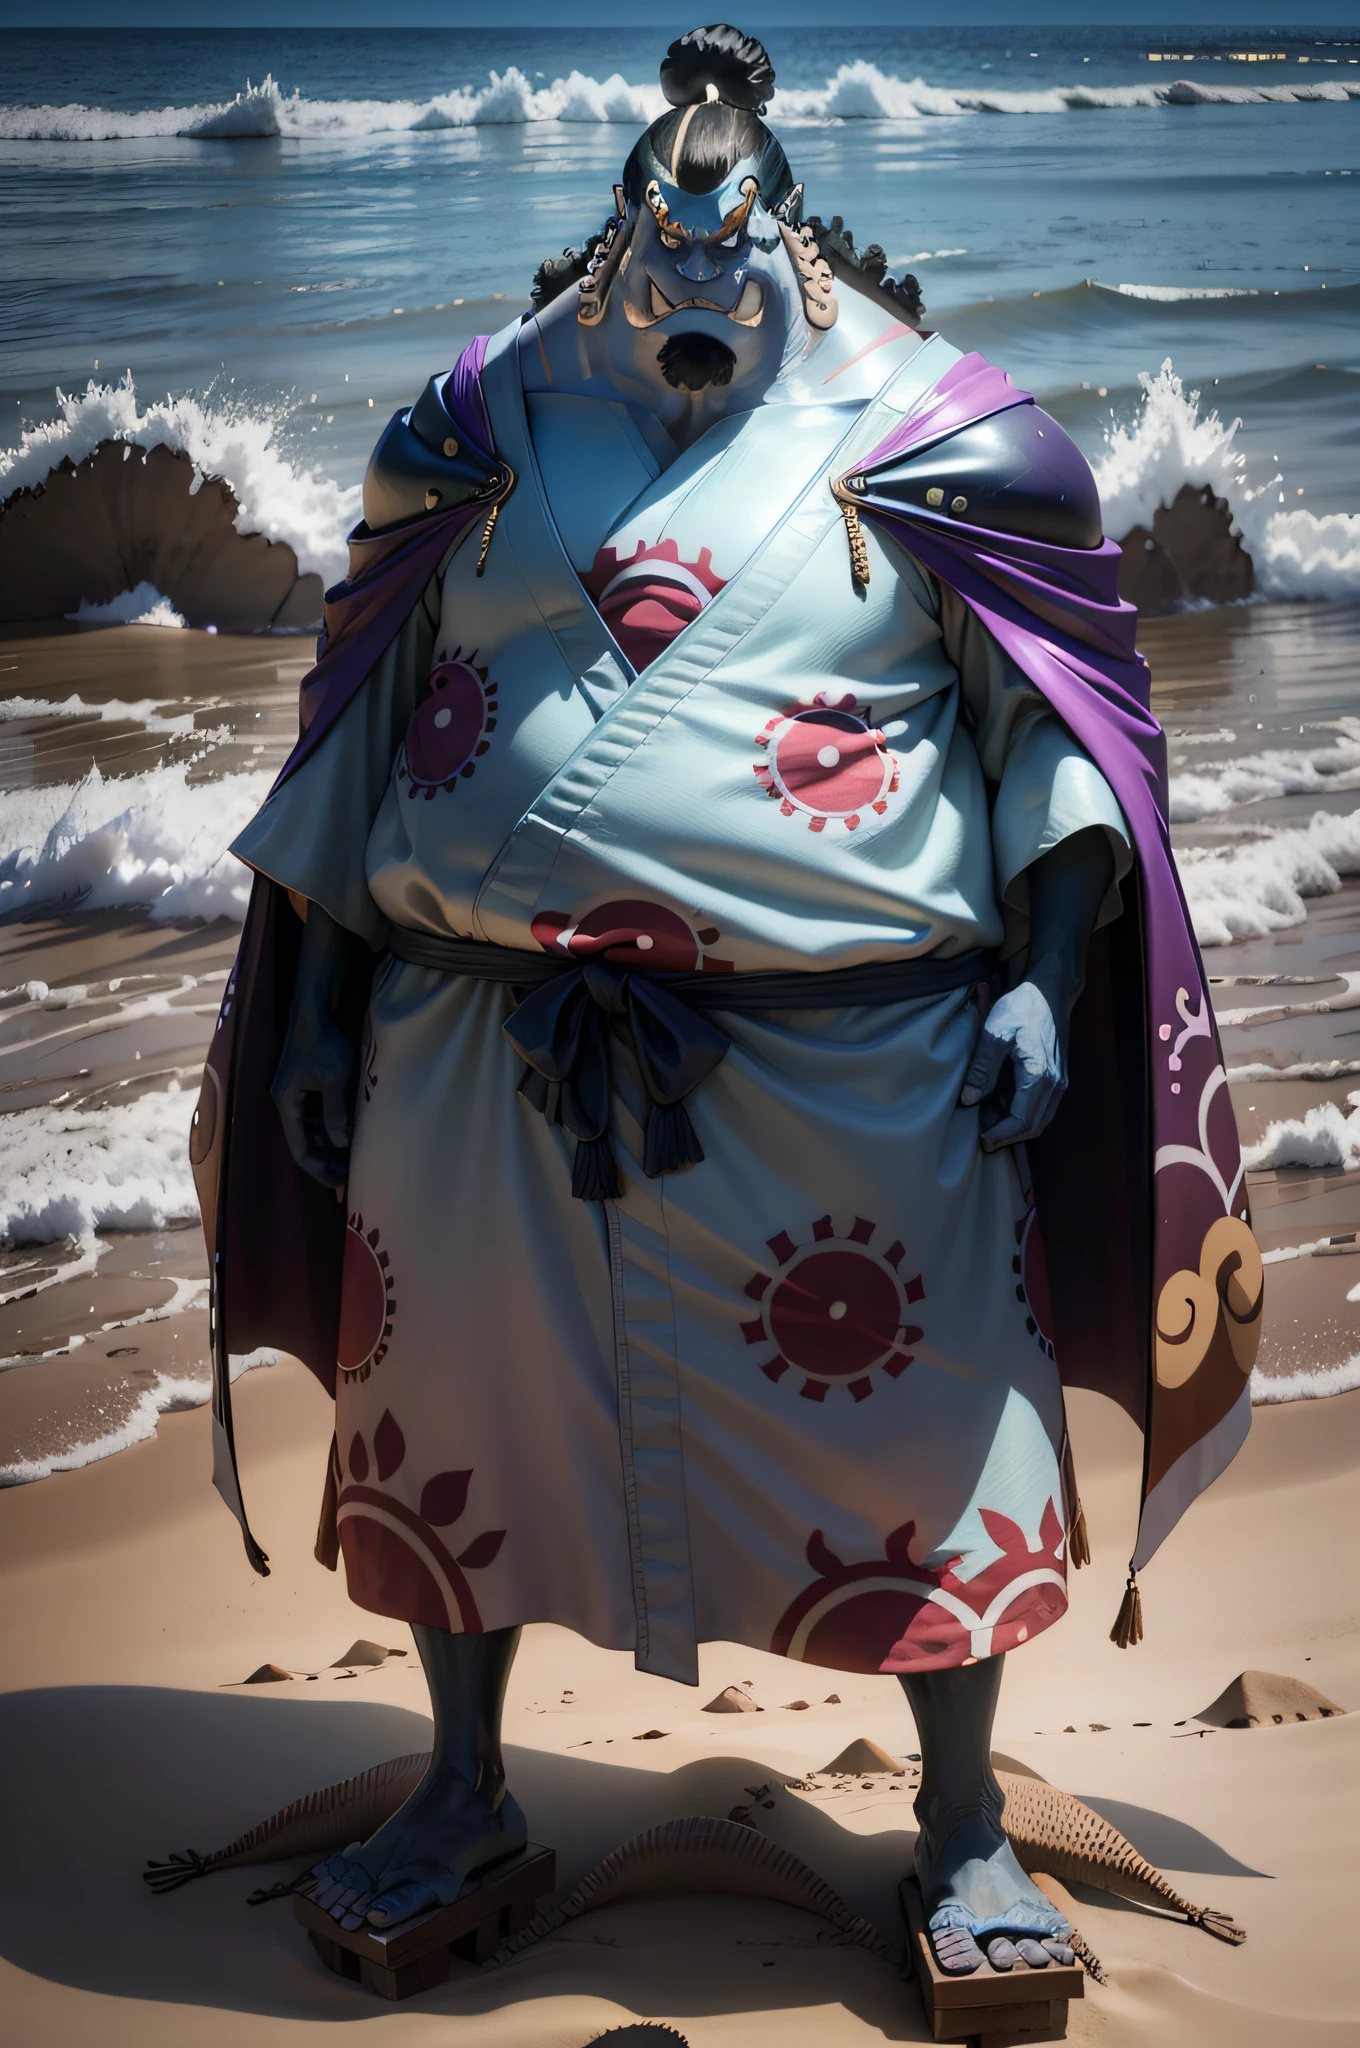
656,332,738,393
626,274,766,329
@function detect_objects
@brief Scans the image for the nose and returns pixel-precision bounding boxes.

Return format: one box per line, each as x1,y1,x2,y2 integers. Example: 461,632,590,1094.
675,240,721,285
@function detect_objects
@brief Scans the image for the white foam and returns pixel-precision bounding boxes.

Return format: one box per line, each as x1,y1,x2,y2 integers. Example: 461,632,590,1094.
1226,1059,1360,1084
0,693,200,737
0,761,270,925
1177,807,1360,947
1093,360,1360,604
0,1084,198,1248
1107,283,1261,301
0,67,665,141
1,64,1356,144
0,374,360,587
0,1238,103,1308
1169,718,1360,823
1251,1358,1360,1404
1243,1100,1360,1172
66,581,186,630
0,1350,276,1486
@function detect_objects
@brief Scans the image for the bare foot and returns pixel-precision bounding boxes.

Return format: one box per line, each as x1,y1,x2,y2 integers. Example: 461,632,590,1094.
302,1760,526,1931
917,1810,1072,1974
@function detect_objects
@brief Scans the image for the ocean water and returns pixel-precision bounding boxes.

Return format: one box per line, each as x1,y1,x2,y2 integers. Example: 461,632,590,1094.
3,26,1360,1471
1,23,1358,518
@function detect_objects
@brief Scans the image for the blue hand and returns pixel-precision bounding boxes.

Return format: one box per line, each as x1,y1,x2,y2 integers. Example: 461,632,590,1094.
959,979,1066,1151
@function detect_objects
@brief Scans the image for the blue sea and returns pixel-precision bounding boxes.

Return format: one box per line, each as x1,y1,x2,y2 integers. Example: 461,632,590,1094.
0,21,1357,577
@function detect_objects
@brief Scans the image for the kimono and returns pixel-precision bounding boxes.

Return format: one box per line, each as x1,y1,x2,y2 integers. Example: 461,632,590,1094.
197,320,1262,1682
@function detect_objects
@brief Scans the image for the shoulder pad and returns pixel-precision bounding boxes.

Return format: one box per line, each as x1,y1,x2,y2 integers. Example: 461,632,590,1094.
861,402,1102,550
361,375,503,534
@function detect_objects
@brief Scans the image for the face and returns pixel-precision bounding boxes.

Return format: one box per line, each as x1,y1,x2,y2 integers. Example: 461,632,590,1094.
587,155,812,426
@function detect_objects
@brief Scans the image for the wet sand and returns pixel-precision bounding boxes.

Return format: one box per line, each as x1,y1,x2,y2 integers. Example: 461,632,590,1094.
0,601,1358,2043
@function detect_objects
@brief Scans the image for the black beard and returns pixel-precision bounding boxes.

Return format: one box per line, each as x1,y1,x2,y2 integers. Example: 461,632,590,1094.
657,331,737,392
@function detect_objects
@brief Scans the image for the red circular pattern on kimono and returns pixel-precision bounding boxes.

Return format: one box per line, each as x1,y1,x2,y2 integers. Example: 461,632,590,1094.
532,899,705,971
403,656,495,796
768,709,892,816
768,1249,903,1378
338,1218,393,1380
769,1505,1070,1674
743,1217,925,1402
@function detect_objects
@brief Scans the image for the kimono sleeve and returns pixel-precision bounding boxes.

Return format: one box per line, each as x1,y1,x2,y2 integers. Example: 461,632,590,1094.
939,584,1132,953
230,583,438,948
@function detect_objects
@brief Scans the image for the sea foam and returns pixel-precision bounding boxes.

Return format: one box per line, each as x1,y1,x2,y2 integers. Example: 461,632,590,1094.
0,1084,198,1249
0,1350,276,1486
1243,1099,1360,1173
1169,719,1360,824
1,62,1358,144
0,760,272,925
1251,1358,1360,1405
1177,807,1360,947
66,581,186,629
0,375,360,588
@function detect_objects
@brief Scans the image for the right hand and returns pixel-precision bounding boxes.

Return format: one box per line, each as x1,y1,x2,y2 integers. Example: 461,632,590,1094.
272,1006,357,1189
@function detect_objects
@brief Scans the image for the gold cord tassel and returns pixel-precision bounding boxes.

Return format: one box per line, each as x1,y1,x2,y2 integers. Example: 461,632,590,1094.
839,498,871,588
1068,1495,1091,1570
475,499,502,577
1110,1565,1143,1649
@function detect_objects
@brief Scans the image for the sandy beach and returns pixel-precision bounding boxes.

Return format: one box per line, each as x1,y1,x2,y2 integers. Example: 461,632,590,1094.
1,598,1358,2045
1,1358,1355,2045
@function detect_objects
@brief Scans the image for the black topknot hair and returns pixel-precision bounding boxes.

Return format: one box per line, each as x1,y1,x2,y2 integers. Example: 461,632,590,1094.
660,24,775,115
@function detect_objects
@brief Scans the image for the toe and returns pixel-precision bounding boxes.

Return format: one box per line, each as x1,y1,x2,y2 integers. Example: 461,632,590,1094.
1042,1938,1075,1966
985,1936,1020,1971
366,1879,441,1928
1015,1938,1051,1968
930,1926,985,1976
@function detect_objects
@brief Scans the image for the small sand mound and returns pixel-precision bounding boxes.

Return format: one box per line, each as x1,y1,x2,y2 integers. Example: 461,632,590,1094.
331,1639,393,1668
817,1737,903,1776
1196,1670,1346,1728
241,1663,292,1684
703,1686,760,1713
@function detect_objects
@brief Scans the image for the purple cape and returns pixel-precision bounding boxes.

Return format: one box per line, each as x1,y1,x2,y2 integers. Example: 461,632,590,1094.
852,351,1262,1570
199,340,1262,1581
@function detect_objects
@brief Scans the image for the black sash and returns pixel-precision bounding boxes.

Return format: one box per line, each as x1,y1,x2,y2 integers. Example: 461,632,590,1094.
387,928,996,1202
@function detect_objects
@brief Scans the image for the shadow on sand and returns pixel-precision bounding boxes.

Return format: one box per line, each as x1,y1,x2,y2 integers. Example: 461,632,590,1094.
0,1683,920,2031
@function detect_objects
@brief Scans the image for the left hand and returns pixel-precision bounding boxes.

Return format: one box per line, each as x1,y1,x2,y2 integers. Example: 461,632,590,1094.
960,979,1067,1151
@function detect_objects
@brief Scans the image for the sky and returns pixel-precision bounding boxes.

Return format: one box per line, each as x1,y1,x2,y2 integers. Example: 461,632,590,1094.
1,3,1356,24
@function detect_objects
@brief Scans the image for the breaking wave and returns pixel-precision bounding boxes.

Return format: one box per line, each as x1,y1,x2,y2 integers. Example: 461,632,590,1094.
66,581,186,629
1169,718,1360,824
0,761,272,925
2,62,1359,142
1091,361,1360,604
0,1084,198,1248
0,375,359,588
1176,808,1360,947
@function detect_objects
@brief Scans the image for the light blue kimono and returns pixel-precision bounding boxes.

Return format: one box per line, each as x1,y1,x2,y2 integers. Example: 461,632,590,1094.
235,321,1130,1684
